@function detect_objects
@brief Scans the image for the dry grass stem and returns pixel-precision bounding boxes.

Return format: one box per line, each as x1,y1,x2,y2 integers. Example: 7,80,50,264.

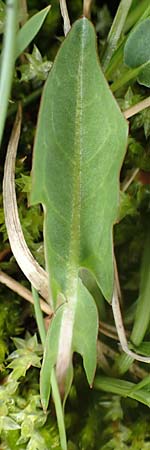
3,106,50,304
20,0,28,26
99,321,119,341
123,96,150,119
112,283,150,363
0,270,51,315
59,0,71,36
83,0,93,18
98,341,148,379
0,247,11,262
114,254,122,305
122,168,139,192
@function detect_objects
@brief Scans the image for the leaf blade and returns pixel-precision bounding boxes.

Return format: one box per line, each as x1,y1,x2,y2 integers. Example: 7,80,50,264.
94,376,150,407
31,18,128,391
16,5,51,59
31,17,128,302
124,18,150,87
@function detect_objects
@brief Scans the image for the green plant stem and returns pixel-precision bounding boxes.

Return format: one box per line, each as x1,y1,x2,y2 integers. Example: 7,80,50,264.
105,3,150,81
0,0,18,146
140,5,150,22
31,285,67,450
111,64,145,92
131,232,150,346
102,0,132,72
94,376,150,406
105,40,124,79
124,0,150,33
51,370,68,450
31,285,46,346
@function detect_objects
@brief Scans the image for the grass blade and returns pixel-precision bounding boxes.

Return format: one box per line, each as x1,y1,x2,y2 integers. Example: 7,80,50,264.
131,231,150,346
0,0,18,146
94,376,150,407
102,0,133,72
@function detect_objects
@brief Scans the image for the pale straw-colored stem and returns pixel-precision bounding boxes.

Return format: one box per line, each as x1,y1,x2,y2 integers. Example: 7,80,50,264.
83,0,93,18
112,283,150,363
3,106,49,303
123,96,150,120
122,168,139,192
59,0,71,36
0,270,51,315
20,0,28,26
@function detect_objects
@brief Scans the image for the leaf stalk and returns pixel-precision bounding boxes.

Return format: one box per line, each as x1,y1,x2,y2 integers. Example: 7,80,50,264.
32,286,67,450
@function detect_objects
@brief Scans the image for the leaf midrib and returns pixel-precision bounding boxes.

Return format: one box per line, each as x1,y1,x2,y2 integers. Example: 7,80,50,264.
66,21,85,298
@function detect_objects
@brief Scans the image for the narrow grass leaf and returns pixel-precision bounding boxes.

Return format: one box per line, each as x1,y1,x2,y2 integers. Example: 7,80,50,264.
16,5,51,59
94,376,150,407
0,0,18,147
131,231,150,346
102,0,132,72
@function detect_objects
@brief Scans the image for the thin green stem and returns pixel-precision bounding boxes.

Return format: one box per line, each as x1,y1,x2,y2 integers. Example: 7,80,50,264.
115,232,150,375
102,0,132,72
124,0,150,33
140,5,150,22
131,232,150,347
94,376,150,406
105,40,124,79
111,65,145,93
51,370,68,450
31,286,67,450
105,2,150,80
0,0,18,146
31,285,46,346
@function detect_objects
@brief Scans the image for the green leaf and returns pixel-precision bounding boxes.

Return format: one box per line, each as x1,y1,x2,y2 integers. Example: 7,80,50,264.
130,231,150,346
118,191,137,222
40,305,64,410
72,280,98,385
101,0,132,71
124,18,150,87
18,45,52,82
137,64,150,87
132,341,150,356
26,433,48,450
15,5,51,59
41,281,98,409
94,376,150,407
7,334,42,381
31,18,128,391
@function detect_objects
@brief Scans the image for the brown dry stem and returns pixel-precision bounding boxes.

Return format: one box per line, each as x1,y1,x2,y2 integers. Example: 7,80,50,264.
0,270,51,315
124,96,150,120
83,0,93,18
59,0,71,36
3,106,50,303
